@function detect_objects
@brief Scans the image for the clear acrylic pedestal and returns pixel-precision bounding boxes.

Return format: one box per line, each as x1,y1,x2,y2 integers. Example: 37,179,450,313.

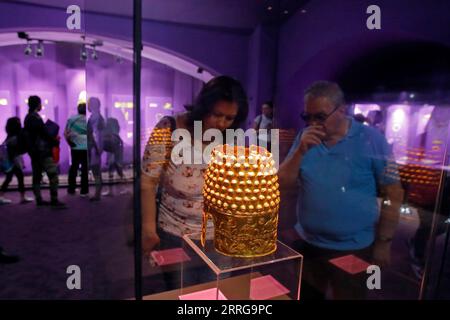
179,232,303,300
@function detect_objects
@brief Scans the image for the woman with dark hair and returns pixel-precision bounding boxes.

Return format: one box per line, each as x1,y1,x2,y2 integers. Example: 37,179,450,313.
0,117,34,204
140,75,248,289
185,76,249,131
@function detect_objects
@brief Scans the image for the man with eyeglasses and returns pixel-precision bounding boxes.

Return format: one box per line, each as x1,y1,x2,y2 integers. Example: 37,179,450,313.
278,81,404,299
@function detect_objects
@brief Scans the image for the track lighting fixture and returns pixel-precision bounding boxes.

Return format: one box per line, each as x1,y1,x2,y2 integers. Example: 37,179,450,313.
24,41,32,55
35,40,44,58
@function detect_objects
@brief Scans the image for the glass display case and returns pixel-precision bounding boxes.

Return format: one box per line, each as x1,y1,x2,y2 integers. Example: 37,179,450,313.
143,232,303,300
352,102,450,299
2,0,450,302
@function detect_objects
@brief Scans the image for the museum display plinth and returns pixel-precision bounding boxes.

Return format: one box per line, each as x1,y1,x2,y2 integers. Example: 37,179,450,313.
176,232,303,300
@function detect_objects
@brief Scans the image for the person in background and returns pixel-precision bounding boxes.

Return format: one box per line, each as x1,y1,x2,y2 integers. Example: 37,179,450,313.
65,102,88,197
368,110,385,134
253,101,274,151
353,113,368,124
0,117,34,204
24,95,66,209
102,117,126,196
278,81,404,299
87,97,105,201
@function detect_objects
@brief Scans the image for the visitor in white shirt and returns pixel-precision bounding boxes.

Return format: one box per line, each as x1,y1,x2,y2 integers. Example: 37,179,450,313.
253,101,274,151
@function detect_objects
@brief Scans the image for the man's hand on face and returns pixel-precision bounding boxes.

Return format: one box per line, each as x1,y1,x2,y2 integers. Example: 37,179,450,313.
298,125,326,155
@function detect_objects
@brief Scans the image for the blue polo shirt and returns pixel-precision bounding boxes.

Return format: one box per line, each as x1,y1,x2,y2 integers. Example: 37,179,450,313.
287,119,398,250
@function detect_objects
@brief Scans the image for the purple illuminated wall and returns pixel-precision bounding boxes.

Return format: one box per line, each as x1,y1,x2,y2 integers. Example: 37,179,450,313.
0,44,68,172
0,1,250,85
246,25,278,128
0,43,202,173
3,1,448,136
0,2,284,135
275,0,450,130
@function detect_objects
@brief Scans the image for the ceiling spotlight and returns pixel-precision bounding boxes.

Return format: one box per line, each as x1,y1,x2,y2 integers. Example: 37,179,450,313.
301,9,307,13
80,44,88,61
35,40,44,58
267,6,273,11
24,41,32,56
91,46,98,60
283,10,289,14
